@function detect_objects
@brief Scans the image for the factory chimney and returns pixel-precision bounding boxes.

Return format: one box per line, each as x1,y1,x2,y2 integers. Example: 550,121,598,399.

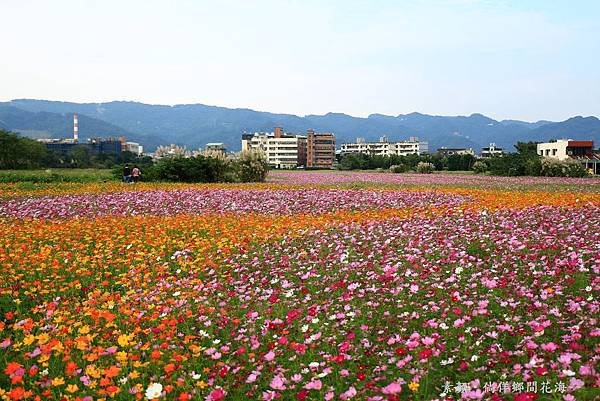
73,114,79,142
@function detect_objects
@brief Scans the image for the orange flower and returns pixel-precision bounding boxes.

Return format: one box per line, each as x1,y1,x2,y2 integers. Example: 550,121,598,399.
104,365,121,379
106,385,120,395
7,387,25,401
65,361,78,376
4,361,23,375
178,392,191,401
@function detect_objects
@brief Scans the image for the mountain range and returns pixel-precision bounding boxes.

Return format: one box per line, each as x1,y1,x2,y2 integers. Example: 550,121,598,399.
1,99,599,153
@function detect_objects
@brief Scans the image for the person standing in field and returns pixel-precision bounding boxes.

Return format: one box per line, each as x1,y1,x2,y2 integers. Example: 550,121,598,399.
123,164,132,183
132,165,141,183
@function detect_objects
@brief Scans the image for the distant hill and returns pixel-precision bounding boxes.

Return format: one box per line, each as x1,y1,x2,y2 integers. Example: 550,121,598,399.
2,99,599,152
0,105,165,149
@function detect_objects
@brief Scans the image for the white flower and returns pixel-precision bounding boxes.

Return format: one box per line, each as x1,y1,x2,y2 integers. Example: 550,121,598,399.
309,362,319,369
191,371,201,380
301,324,309,333
145,382,163,399
173,291,181,297
585,286,592,292
311,318,319,324
454,266,463,275
470,355,479,362
119,376,128,384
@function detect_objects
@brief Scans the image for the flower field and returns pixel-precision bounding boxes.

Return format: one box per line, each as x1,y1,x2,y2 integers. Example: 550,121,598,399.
0,172,599,401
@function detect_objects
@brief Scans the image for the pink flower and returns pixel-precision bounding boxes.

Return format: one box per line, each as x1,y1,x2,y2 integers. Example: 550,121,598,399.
304,380,322,390
206,388,226,401
264,350,275,361
422,336,435,346
340,386,357,400
339,341,351,353
246,373,258,383
381,382,402,395
568,377,584,391
541,342,558,352
262,391,277,401
270,376,286,390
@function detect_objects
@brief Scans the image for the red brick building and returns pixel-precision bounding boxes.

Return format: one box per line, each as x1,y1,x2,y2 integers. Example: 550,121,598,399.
306,129,335,169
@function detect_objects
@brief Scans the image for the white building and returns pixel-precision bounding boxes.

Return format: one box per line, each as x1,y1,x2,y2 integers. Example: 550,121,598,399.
241,127,307,169
480,143,504,158
437,147,475,157
204,142,227,155
536,139,594,161
340,136,428,156
122,141,144,156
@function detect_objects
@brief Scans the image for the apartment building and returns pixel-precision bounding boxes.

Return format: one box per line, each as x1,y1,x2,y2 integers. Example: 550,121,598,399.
340,136,428,157
306,129,336,169
241,127,306,169
436,147,475,157
480,143,504,158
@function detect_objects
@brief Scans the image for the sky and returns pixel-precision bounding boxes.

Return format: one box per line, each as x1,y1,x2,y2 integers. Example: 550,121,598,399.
1,0,599,122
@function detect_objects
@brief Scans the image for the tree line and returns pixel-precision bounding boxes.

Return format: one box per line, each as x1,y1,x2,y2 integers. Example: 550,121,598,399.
337,142,590,177
338,152,476,172
0,129,150,169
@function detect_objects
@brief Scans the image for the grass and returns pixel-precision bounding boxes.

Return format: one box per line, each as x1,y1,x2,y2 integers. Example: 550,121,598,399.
0,168,116,183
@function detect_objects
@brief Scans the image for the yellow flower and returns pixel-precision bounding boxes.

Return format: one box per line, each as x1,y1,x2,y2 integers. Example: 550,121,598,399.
129,370,140,379
196,380,207,389
37,333,50,345
116,351,128,363
66,384,79,393
78,325,90,335
85,364,102,379
51,376,65,386
23,335,35,346
408,381,420,392
118,333,134,347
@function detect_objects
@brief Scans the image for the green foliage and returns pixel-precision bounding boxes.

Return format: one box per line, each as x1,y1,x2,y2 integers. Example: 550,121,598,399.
149,155,230,183
487,142,543,176
416,161,435,174
339,153,435,171
338,152,478,172
472,160,488,174
0,129,48,169
0,169,115,183
111,151,268,184
70,145,92,168
540,158,589,177
389,164,407,173
446,154,476,171
235,150,269,182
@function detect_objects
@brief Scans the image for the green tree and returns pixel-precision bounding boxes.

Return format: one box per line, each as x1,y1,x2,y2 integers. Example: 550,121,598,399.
0,129,48,169
69,145,92,168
